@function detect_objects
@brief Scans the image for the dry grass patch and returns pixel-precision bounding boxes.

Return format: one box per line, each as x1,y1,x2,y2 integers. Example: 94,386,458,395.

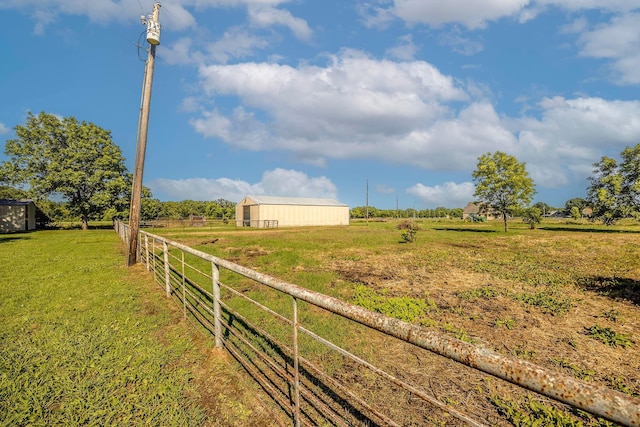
161,219,640,425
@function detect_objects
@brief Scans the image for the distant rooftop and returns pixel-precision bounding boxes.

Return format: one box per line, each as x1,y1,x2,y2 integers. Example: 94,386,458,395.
0,199,34,206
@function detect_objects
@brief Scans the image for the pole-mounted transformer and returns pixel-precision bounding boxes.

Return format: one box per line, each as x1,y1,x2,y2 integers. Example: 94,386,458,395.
141,3,161,46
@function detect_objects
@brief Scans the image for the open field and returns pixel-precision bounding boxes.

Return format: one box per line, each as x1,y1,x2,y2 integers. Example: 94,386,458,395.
155,217,640,425
0,229,271,427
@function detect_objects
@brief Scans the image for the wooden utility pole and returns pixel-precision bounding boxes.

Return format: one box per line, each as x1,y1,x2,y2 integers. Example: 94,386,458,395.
365,179,369,226
128,2,161,266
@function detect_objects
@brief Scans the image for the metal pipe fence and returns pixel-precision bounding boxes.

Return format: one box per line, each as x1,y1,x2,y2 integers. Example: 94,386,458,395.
114,220,640,427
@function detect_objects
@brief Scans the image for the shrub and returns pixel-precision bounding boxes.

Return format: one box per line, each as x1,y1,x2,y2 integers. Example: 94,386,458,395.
397,220,419,243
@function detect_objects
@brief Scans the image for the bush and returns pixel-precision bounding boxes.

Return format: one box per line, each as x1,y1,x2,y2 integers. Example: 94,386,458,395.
397,220,419,243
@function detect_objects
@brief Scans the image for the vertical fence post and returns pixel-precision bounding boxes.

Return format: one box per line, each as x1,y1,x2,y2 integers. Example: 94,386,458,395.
144,235,150,271
163,241,171,297
292,297,301,427
211,262,223,348
182,252,186,319
152,237,156,279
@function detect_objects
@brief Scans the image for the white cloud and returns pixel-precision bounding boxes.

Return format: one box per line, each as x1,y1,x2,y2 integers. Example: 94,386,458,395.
357,2,397,29
386,34,419,60
407,182,476,208
438,27,484,56
206,27,270,63
535,0,640,13
248,5,312,41
189,45,640,191
374,0,640,29
0,0,196,32
0,122,9,134
560,17,588,34
195,49,466,141
260,169,338,198
391,0,530,29
577,13,640,84
149,168,337,201
511,96,640,186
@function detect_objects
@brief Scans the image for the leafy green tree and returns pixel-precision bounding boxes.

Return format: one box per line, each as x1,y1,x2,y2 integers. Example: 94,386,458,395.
0,185,29,199
522,206,542,229
141,197,162,220
0,112,130,230
620,143,640,210
563,198,587,216
587,156,629,225
532,201,552,216
472,151,536,232
449,208,463,219
570,206,582,221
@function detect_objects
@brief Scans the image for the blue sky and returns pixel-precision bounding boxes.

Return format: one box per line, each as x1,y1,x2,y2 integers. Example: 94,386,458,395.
1,0,640,210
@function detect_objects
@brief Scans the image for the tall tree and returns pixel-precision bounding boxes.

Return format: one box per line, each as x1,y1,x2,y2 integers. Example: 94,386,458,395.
563,198,587,216
620,143,640,210
472,151,536,232
587,143,640,225
0,112,130,230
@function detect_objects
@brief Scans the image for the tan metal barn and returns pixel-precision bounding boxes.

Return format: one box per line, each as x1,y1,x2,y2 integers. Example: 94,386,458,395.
236,196,349,228
0,199,36,233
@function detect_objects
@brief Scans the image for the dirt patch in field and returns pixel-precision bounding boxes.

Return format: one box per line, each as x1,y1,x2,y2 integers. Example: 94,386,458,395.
325,250,640,422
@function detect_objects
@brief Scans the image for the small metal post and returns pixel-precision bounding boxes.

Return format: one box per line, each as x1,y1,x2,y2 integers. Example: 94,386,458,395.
292,297,301,427
152,237,156,279
212,262,222,348
163,241,170,297
144,235,150,270
181,252,186,319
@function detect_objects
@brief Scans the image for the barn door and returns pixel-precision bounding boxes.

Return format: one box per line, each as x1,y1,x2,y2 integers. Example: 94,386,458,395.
243,206,251,227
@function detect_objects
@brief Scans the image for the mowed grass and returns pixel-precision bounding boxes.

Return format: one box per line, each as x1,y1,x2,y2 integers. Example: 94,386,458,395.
0,230,265,427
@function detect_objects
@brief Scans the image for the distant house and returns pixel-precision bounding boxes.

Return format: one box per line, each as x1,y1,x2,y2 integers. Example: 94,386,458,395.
235,195,350,228
462,202,498,221
0,199,37,233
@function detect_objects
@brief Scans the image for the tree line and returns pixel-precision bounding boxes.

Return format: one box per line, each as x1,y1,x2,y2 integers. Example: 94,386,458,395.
349,206,463,219
1,112,639,230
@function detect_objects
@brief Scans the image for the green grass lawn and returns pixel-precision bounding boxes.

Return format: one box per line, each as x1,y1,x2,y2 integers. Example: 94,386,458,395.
0,229,265,427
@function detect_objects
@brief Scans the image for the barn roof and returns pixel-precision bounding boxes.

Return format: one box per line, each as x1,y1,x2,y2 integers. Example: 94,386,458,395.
244,195,348,207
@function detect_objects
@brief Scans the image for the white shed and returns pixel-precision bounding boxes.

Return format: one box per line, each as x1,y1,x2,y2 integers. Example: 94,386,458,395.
0,199,37,233
236,196,349,228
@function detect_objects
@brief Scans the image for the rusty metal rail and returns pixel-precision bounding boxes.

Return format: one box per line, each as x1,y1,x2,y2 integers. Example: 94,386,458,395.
115,220,640,426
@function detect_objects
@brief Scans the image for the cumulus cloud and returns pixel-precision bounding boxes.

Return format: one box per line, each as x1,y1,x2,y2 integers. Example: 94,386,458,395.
149,168,337,201
248,5,313,41
383,0,640,29
407,182,476,208
391,0,530,29
194,49,466,149
511,96,640,186
189,48,640,191
0,122,9,134
576,13,640,84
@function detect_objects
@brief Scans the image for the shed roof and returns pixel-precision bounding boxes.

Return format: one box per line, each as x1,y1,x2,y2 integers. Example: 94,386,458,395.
0,199,34,206
244,195,348,207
